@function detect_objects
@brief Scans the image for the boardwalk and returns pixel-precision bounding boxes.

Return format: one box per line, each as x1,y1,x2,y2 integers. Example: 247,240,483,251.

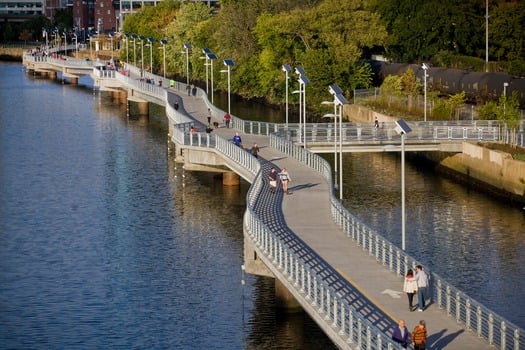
167,90,493,349
21,55,523,349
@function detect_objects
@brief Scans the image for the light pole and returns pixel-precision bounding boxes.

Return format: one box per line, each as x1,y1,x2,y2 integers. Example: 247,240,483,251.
322,109,338,190
328,84,347,200
109,33,113,61
147,37,154,75
63,32,67,56
394,119,412,251
485,0,489,72
124,33,129,65
73,33,78,56
282,64,292,129
160,39,167,78
201,48,211,95
132,34,137,67
183,43,191,86
140,36,145,75
294,67,309,146
503,82,509,117
422,63,428,122
222,59,234,116
207,52,217,103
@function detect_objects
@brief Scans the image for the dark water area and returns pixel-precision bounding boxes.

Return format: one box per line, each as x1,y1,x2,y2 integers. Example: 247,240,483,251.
0,63,336,349
0,61,524,350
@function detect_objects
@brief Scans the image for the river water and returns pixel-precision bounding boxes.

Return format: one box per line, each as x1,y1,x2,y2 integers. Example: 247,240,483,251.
0,62,523,349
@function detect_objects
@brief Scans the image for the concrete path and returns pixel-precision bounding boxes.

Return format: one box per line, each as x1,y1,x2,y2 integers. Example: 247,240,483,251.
166,88,492,349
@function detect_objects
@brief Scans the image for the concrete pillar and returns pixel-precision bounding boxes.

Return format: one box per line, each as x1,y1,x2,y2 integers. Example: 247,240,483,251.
70,77,78,84
275,279,302,312
223,171,240,186
48,71,57,80
137,101,149,116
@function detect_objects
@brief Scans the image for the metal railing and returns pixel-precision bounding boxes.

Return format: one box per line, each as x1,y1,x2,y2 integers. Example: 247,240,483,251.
270,132,524,350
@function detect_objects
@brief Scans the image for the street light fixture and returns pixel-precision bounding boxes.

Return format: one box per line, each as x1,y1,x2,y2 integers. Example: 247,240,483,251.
394,119,412,251
139,36,145,75
295,66,309,146
321,107,338,191
503,82,509,117
206,52,217,103
132,34,137,67
201,48,212,94
63,32,67,56
147,37,154,75
73,33,78,56
109,33,113,61
124,33,129,65
328,84,347,200
160,39,167,78
282,64,292,129
183,43,191,86
422,63,428,122
222,59,234,116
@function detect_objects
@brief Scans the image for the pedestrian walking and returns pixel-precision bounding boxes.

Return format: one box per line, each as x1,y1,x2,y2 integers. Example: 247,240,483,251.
174,101,179,110
232,132,242,147
268,167,277,193
186,84,191,96
411,320,427,350
410,265,429,311
278,168,292,194
403,269,418,311
251,143,259,158
224,112,231,128
207,108,212,125
391,319,409,348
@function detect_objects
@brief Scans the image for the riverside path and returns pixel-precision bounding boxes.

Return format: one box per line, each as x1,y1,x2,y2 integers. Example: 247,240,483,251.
21,56,524,349
164,86,513,350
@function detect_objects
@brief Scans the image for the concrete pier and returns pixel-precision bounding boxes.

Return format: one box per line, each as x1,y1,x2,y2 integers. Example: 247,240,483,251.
222,172,240,186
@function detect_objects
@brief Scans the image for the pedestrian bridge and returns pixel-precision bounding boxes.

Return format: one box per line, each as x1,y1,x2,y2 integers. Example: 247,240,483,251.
22,56,524,350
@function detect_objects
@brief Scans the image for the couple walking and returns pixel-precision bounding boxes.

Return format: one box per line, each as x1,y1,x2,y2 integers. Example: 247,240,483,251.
403,265,429,312
268,167,292,194
392,319,427,349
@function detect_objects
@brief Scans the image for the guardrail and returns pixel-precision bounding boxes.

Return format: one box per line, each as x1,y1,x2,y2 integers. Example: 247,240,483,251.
270,132,524,350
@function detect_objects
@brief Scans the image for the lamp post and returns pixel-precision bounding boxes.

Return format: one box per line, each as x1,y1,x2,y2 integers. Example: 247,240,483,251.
295,67,308,146
109,33,113,61
160,39,167,78
139,36,145,75
422,63,428,122
503,82,509,117
394,119,412,251
282,64,292,129
201,48,211,94
147,37,154,75
132,34,137,67
183,43,191,86
328,84,347,200
206,52,217,103
73,33,78,56
63,32,67,56
322,109,338,190
124,33,129,65
222,59,234,116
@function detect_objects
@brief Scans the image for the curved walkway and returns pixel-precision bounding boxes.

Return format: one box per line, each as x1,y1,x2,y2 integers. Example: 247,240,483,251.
166,88,492,349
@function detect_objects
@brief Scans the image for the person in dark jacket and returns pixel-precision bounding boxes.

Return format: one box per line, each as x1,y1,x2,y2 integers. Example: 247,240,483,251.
391,319,409,348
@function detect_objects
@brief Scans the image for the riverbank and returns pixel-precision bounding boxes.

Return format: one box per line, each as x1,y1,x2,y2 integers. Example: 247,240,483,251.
347,104,525,206
0,47,24,61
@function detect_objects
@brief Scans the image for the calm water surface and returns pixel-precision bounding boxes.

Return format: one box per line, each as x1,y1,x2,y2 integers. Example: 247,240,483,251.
0,63,334,349
0,62,524,350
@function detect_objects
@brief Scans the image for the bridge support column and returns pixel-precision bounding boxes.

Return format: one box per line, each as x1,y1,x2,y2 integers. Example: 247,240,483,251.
137,101,149,116
70,77,78,85
223,171,240,186
48,71,57,80
275,279,302,312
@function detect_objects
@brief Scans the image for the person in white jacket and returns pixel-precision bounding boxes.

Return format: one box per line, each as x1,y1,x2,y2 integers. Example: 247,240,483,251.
403,269,418,311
